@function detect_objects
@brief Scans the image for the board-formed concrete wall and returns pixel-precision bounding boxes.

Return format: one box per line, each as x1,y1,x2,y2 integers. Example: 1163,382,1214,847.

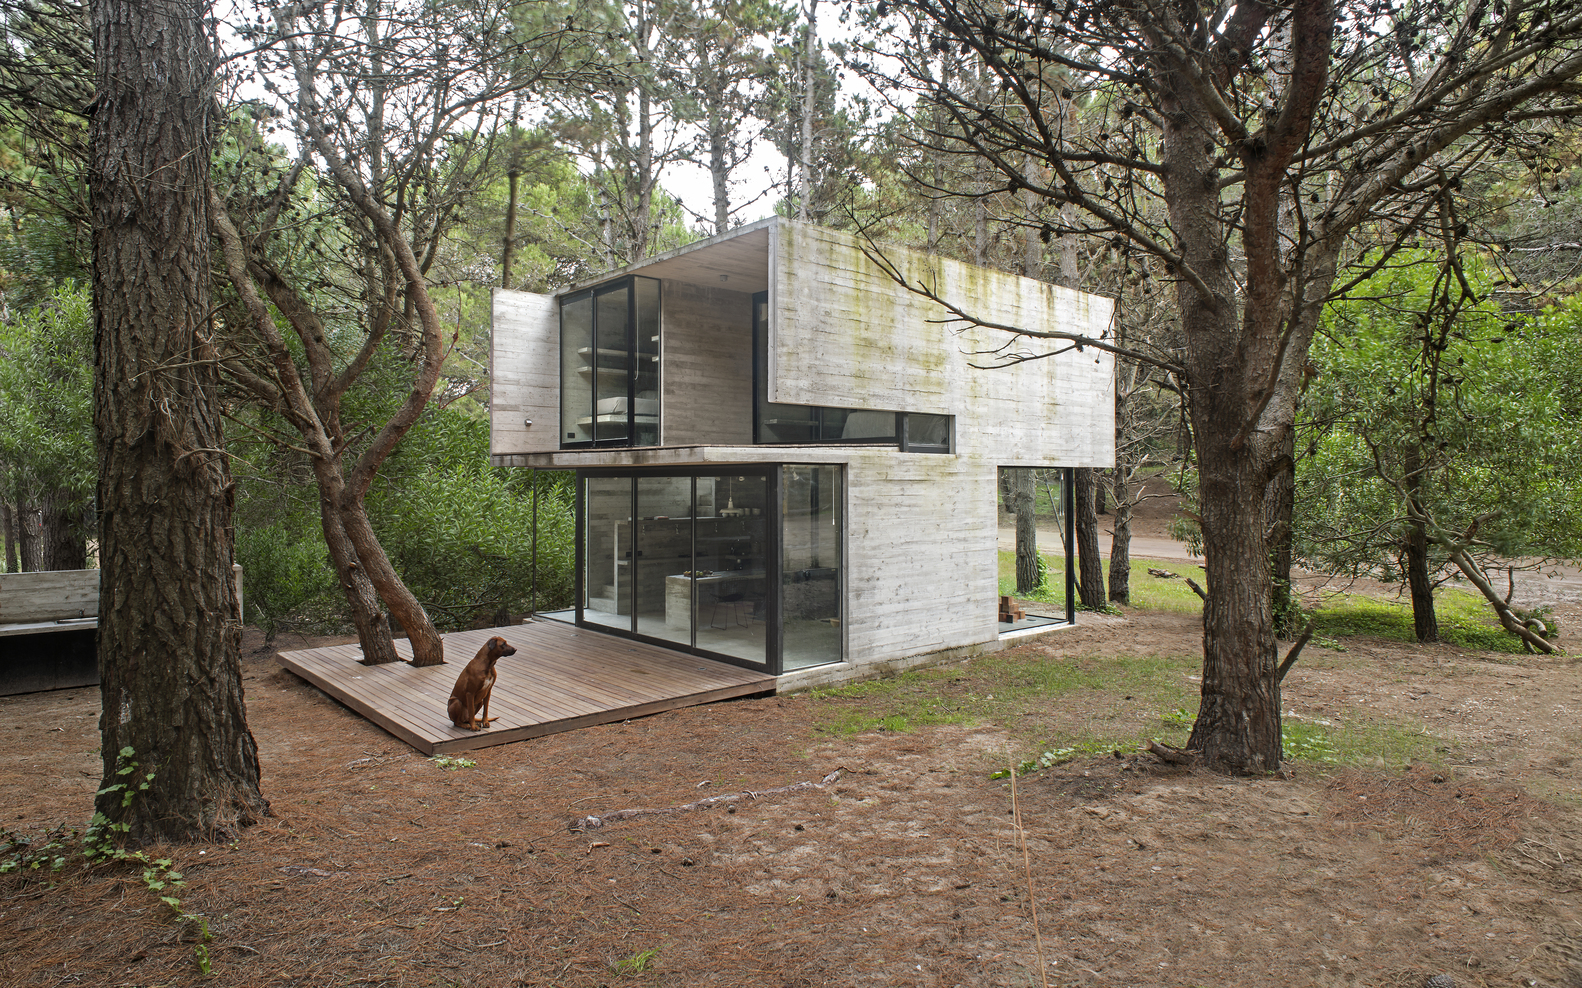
770,221,1115,468
490,289,560,456
492,218,1115,465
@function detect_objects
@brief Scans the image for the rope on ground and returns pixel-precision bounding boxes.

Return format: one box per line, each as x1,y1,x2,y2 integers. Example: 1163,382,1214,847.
570,768,846,832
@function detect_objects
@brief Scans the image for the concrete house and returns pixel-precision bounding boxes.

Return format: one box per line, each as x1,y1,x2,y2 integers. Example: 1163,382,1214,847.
490,217,1115,690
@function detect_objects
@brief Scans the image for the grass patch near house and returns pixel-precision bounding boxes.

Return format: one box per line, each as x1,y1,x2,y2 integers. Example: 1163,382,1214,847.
1309,589,1527,655
997,550,1206,613
807,648,1202,756
999,550,1526,652
806,642,1450,773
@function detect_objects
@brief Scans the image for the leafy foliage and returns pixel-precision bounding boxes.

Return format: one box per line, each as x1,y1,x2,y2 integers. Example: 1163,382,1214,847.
368,413,574,628
234,405,575,634
0,281,94,532
1298,256,1582,587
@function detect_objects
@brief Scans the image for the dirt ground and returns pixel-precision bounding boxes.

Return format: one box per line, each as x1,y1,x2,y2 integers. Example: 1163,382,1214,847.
3,504,1582,987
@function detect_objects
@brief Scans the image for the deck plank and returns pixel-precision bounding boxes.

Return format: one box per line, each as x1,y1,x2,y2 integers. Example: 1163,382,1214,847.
276,621,776,755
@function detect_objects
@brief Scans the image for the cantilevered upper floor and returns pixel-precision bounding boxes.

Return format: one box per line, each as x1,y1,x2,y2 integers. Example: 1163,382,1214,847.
490,216,1116,468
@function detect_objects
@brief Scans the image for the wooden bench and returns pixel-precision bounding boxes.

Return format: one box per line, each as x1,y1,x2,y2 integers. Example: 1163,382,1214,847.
0,566,243,696
0,569,101,695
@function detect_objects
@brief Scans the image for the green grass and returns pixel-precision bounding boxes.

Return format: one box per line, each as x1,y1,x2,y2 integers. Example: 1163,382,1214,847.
820,550,1485,775
808,650,1203,762
1309,589,1527,654
999,549,1528,652
808,650,1445,774
997,550,1206,613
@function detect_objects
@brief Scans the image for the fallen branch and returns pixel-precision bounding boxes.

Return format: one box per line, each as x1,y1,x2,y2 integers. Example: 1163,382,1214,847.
1146,740,1199,766
1007,754,1051,988
570,769,845,831
1445,548,1557,654
1277,619,1316,683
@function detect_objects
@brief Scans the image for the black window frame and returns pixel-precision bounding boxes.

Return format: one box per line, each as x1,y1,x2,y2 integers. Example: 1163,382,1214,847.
751,290,955,454
559,276,661,450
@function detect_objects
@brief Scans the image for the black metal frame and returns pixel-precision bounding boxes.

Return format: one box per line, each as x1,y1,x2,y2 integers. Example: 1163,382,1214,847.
573,465,787,674
559,276,661,450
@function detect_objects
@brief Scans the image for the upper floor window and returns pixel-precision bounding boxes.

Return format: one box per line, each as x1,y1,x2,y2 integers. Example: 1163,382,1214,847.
751,292,954,453
561,277,660,448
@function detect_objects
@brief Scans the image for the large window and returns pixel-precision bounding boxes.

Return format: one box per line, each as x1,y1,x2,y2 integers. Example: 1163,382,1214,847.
781,465,842,670
561,277,660,448
572,465,844,674
751,292,952,453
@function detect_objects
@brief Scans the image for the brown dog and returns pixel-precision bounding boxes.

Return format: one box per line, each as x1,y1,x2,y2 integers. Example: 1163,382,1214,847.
447,636,515,730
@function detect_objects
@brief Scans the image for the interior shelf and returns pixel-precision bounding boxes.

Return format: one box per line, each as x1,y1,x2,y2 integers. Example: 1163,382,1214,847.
577,413,659,426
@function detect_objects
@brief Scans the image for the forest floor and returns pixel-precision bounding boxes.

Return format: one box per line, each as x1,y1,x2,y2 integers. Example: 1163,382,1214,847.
3,496,1582,988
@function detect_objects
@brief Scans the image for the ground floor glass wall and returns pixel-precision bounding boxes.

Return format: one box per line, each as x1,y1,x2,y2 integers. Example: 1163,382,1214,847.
577,465,842,674
781,465,841,671
997,466,1076,631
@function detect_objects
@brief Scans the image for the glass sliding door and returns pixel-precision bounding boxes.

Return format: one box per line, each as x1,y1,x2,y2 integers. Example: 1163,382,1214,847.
693,474,768,666
582,476,632,631
634,475,693,647
577,468,773,671
781,465,842,670
561,277,661,449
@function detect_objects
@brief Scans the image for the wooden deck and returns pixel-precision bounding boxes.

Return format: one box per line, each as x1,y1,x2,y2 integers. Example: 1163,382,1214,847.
275,621,776,755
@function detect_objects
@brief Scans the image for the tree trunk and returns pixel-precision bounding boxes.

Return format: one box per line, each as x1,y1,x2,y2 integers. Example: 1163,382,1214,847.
1,501,16,572
1403,446,1439,642
502,169,519,289
1108,479,1132,604
15,496,40,571
797,0,817,222
1074,468,1104,609
1011,468,1039,594
1183,411,1283,774
697,41,733,236
1444,545,1555,653
40,487,87,571
1161,43,1296,775
1266,428,1298,638
91,0,267,842
338,494,444,666
313,462,401,666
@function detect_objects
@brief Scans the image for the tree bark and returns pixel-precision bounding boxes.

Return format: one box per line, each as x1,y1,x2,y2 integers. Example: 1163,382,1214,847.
1011,468,1039,594
797,0,817,222
1185,426,1283,774
14,496,40,571
91,0,267,841
339,493,443,666
1266,428,1298,638
1165,45,1296,774
40,487,87,571
1403,445,1439,642
1443,546,1555,654
1,501,16,572
1108,478,1132,604
1074,468,1104,609
502,168,519,289
311,461,400,665
695,38,733,236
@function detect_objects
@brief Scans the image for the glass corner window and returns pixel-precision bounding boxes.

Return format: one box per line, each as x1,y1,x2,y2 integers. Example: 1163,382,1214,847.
561,276,660,449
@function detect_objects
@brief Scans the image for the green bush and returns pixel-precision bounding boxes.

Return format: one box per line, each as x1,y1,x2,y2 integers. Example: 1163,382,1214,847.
368,463,574,628
234,522,339,633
